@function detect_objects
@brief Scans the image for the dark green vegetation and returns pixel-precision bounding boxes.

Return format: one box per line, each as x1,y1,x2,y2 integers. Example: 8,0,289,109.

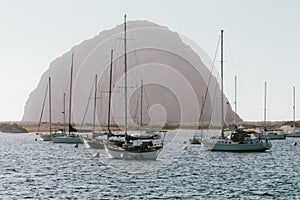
237,121,300,129
0,123,28,133
1,120,299,133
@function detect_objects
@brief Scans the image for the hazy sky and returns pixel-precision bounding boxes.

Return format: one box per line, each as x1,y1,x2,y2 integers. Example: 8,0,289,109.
0,0,299,122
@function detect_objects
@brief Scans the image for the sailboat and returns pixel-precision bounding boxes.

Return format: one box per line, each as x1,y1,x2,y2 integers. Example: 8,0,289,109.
81,74,105,149
190,39,222,145
189,136,202,144
189,97,203,145
287,86,300,137
257,82,286,140
52,53,82,144
136,79,163,136
190,95,205,145
103,15,163,160
202,30,272,152
37,77,53,141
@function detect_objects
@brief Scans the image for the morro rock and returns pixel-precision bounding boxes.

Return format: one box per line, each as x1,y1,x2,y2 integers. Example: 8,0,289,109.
22,20,242,130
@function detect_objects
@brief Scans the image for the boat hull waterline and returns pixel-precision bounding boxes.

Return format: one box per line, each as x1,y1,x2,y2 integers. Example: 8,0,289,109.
52,135,82,144
286,131,300,137
253,133,286,140
104,144,162,160
203,139,272,152
262,134,286,140
82,137,104,149
38,133,52,141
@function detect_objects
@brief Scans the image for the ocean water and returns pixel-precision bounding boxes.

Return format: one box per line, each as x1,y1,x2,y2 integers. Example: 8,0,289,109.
0,131,299,199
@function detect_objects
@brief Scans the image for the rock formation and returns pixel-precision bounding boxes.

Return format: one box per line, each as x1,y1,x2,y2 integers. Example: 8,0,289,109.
22,20,242,130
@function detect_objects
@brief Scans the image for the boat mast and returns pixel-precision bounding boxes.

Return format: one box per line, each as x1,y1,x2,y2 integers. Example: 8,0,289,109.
220,30,224,139
264,81,267,133
49,77,52,134
37,81,49,133
140,80,143,128
124,14,128,136
107,49,113,137
63,92,66,133
293,86,296,133
234,75,237,127
93,74,97,133
69,53,74,134
201,96,204,123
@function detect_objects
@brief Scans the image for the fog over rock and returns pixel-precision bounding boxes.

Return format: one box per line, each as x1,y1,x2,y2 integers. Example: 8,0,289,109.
22,20,242,129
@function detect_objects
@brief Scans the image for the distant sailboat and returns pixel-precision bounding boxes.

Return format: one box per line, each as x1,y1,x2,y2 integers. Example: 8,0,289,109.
189,97,203,145
81,74,105,149
37,77,53,141
137,79,163,136
189,136,202,144
202,30,272,152
287,86,300,137
52,53,82,144
189,94,204,145
103,15,163,160
257,82,286,140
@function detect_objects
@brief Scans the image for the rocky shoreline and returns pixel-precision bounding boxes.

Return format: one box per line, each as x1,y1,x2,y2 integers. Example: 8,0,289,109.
0,120,298,133
0,123,28,133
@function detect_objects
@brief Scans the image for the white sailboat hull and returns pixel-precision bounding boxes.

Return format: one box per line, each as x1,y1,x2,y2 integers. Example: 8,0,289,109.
262,134,286,140
287,131,300,137
52,135,82,144
82,137,104,149
203,139,272,152
38,133,52,141
253,133,286,140
104,142,161,160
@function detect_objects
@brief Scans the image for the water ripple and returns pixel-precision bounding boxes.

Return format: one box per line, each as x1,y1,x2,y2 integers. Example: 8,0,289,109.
0,133,299,199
